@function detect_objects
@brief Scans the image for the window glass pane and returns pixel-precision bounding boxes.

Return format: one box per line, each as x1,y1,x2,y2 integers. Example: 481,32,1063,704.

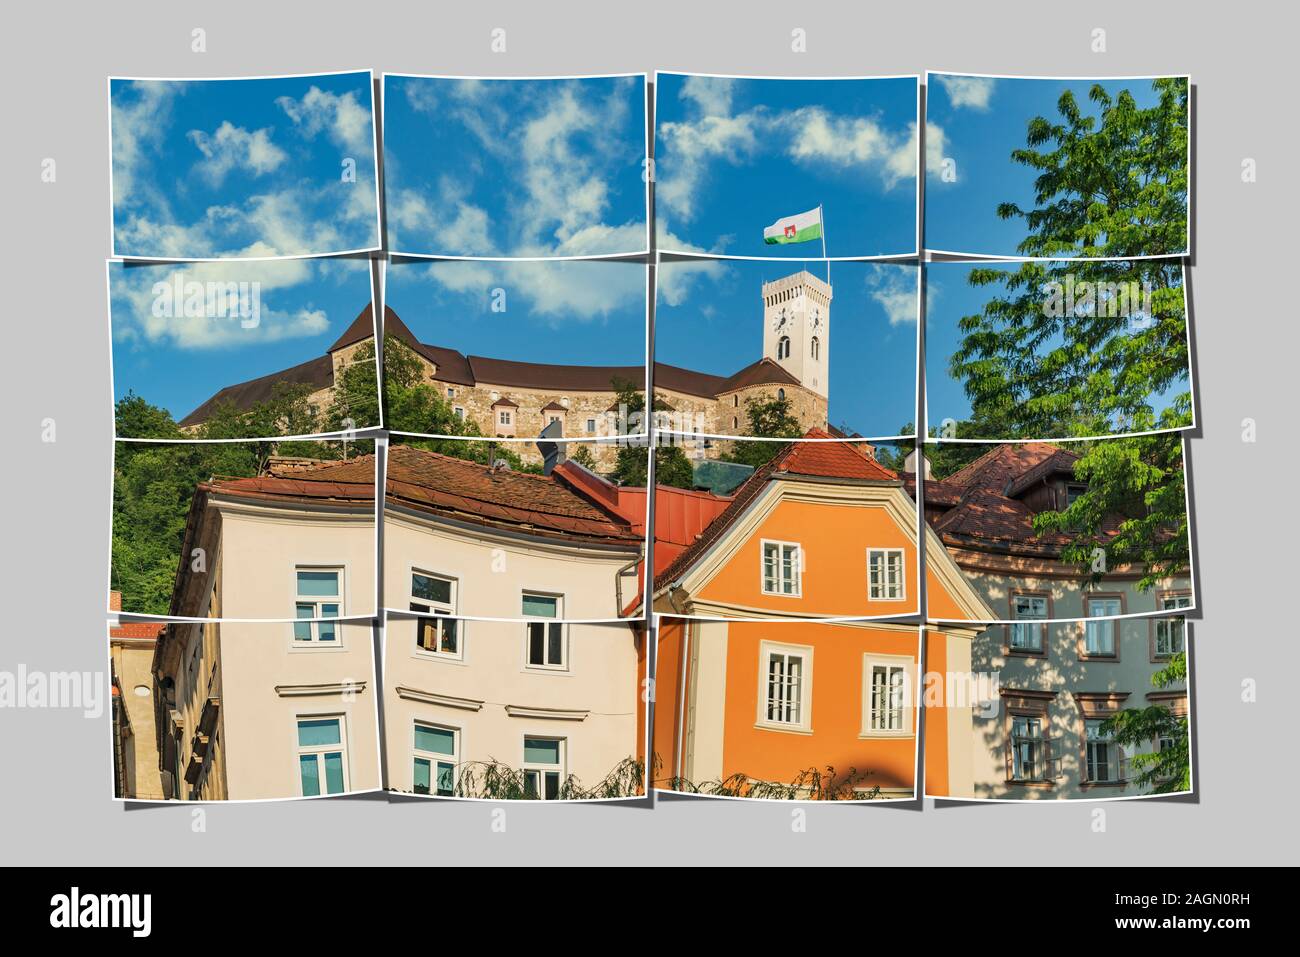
412,573,451,605
299,754,321,796
323,752,345,794
528,622,544,664
296,602,315,620
317,620,337,642
414,724,456,756
293,618,313,642
297,570,339,597
522,594,558,618
436,761,455,796
297,718,341,747
544,771,560,800
547,622,563,665
524,738,560,765
413,757,431,794
441,619,459,654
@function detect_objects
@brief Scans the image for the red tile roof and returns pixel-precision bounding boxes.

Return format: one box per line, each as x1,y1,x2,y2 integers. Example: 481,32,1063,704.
385,444,643,547
205,455,377,506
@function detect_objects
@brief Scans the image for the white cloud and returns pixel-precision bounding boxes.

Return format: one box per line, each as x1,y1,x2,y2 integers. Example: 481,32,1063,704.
652,226,728,305
679,76,736,117
111,260,332,350
276,86,373,155
866,264,918,326
399,258,645,324
658,101,924,222
883,121,949,188
187,121,288,185
111,81,179,210
935,75,995,110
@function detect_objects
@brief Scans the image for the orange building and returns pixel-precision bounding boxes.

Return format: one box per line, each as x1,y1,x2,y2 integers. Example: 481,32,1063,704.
648,436,992,798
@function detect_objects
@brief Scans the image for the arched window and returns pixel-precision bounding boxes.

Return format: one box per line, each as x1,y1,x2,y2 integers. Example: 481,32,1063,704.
778,388,786,401
810,336,820,360
778,336,791,360
733,395,739,407
732,416,738,429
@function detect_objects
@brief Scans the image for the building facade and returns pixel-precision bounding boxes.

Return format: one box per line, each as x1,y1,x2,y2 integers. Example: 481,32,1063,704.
181,271,836,465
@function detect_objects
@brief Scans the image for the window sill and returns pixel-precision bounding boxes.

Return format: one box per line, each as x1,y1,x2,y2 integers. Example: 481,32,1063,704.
1005,648,1048,659
858,730,913,740
1080,780,1129,789
754,721,813,736
1005,779,1055,788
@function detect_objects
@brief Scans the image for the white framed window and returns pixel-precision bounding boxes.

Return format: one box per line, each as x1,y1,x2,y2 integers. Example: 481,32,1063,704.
446,387,456,399
1009,594,1048,652
296,716,348,796
413,722,458,797
1084,598,1121,655
761,540,802,596
522,592,566,670
1085,718,1126,783
410,570,460,658
810,336,820,360
1154,596,1191,657
498,410,512,426
294,567,342,643
1009,714,1049,782
586,418,596,433
522,736,565,800
453,406,465,420
778,336,791,359
863,656,911,734
757,641,812,732
867,548,905,601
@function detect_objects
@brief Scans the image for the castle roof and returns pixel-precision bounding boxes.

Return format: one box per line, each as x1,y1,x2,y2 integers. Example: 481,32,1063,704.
180,303,808,426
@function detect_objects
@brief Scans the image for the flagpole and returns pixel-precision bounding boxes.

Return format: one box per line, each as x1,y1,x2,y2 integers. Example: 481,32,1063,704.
820,203,830,287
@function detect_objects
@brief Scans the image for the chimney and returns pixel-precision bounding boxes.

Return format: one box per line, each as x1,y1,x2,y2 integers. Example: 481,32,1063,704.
109,590,123,612
537,418,567,476
904,448,932,480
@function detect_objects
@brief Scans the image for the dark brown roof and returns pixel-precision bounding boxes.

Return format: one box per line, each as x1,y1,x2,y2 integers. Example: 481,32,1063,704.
540,401,568,412
327,303,380,353
653,431,898,590
182,303,812,427
179,354,333,427
385,444,643,547
715,357,803,393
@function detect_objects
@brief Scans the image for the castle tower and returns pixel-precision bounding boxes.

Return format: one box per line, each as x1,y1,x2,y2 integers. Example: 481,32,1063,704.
761,271,831,400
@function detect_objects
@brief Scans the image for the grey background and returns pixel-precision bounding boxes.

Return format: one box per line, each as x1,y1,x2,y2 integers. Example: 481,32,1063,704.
1,0,1294,865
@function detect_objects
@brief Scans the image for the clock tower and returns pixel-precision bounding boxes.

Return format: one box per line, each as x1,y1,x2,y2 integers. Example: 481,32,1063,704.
761,270,831,400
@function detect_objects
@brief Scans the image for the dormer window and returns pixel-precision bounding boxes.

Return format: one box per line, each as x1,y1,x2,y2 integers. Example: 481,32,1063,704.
1065,483,1088,507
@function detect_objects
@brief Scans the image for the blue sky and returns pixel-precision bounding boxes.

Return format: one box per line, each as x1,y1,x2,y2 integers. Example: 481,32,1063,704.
657,260,918,437
386,259,646,364
109,257,376,423
925,74,1185,256
111,72,379,259
654,74,918,259
924,261,1187,431
383,75,648,257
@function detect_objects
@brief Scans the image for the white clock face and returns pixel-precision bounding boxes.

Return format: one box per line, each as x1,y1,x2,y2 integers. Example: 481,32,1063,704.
771,307,789,331
810,309,823,332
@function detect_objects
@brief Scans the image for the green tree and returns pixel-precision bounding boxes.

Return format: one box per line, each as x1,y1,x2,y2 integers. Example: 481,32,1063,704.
942,78,1192,584
1100,651,1189,793
115,392,182,439
608,376,693,489
722,394,805,470
997,78,1188,259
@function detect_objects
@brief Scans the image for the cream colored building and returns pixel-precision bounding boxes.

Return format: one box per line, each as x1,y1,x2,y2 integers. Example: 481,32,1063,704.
383,617,641,798
148,456,382,800
936,624,1189,800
